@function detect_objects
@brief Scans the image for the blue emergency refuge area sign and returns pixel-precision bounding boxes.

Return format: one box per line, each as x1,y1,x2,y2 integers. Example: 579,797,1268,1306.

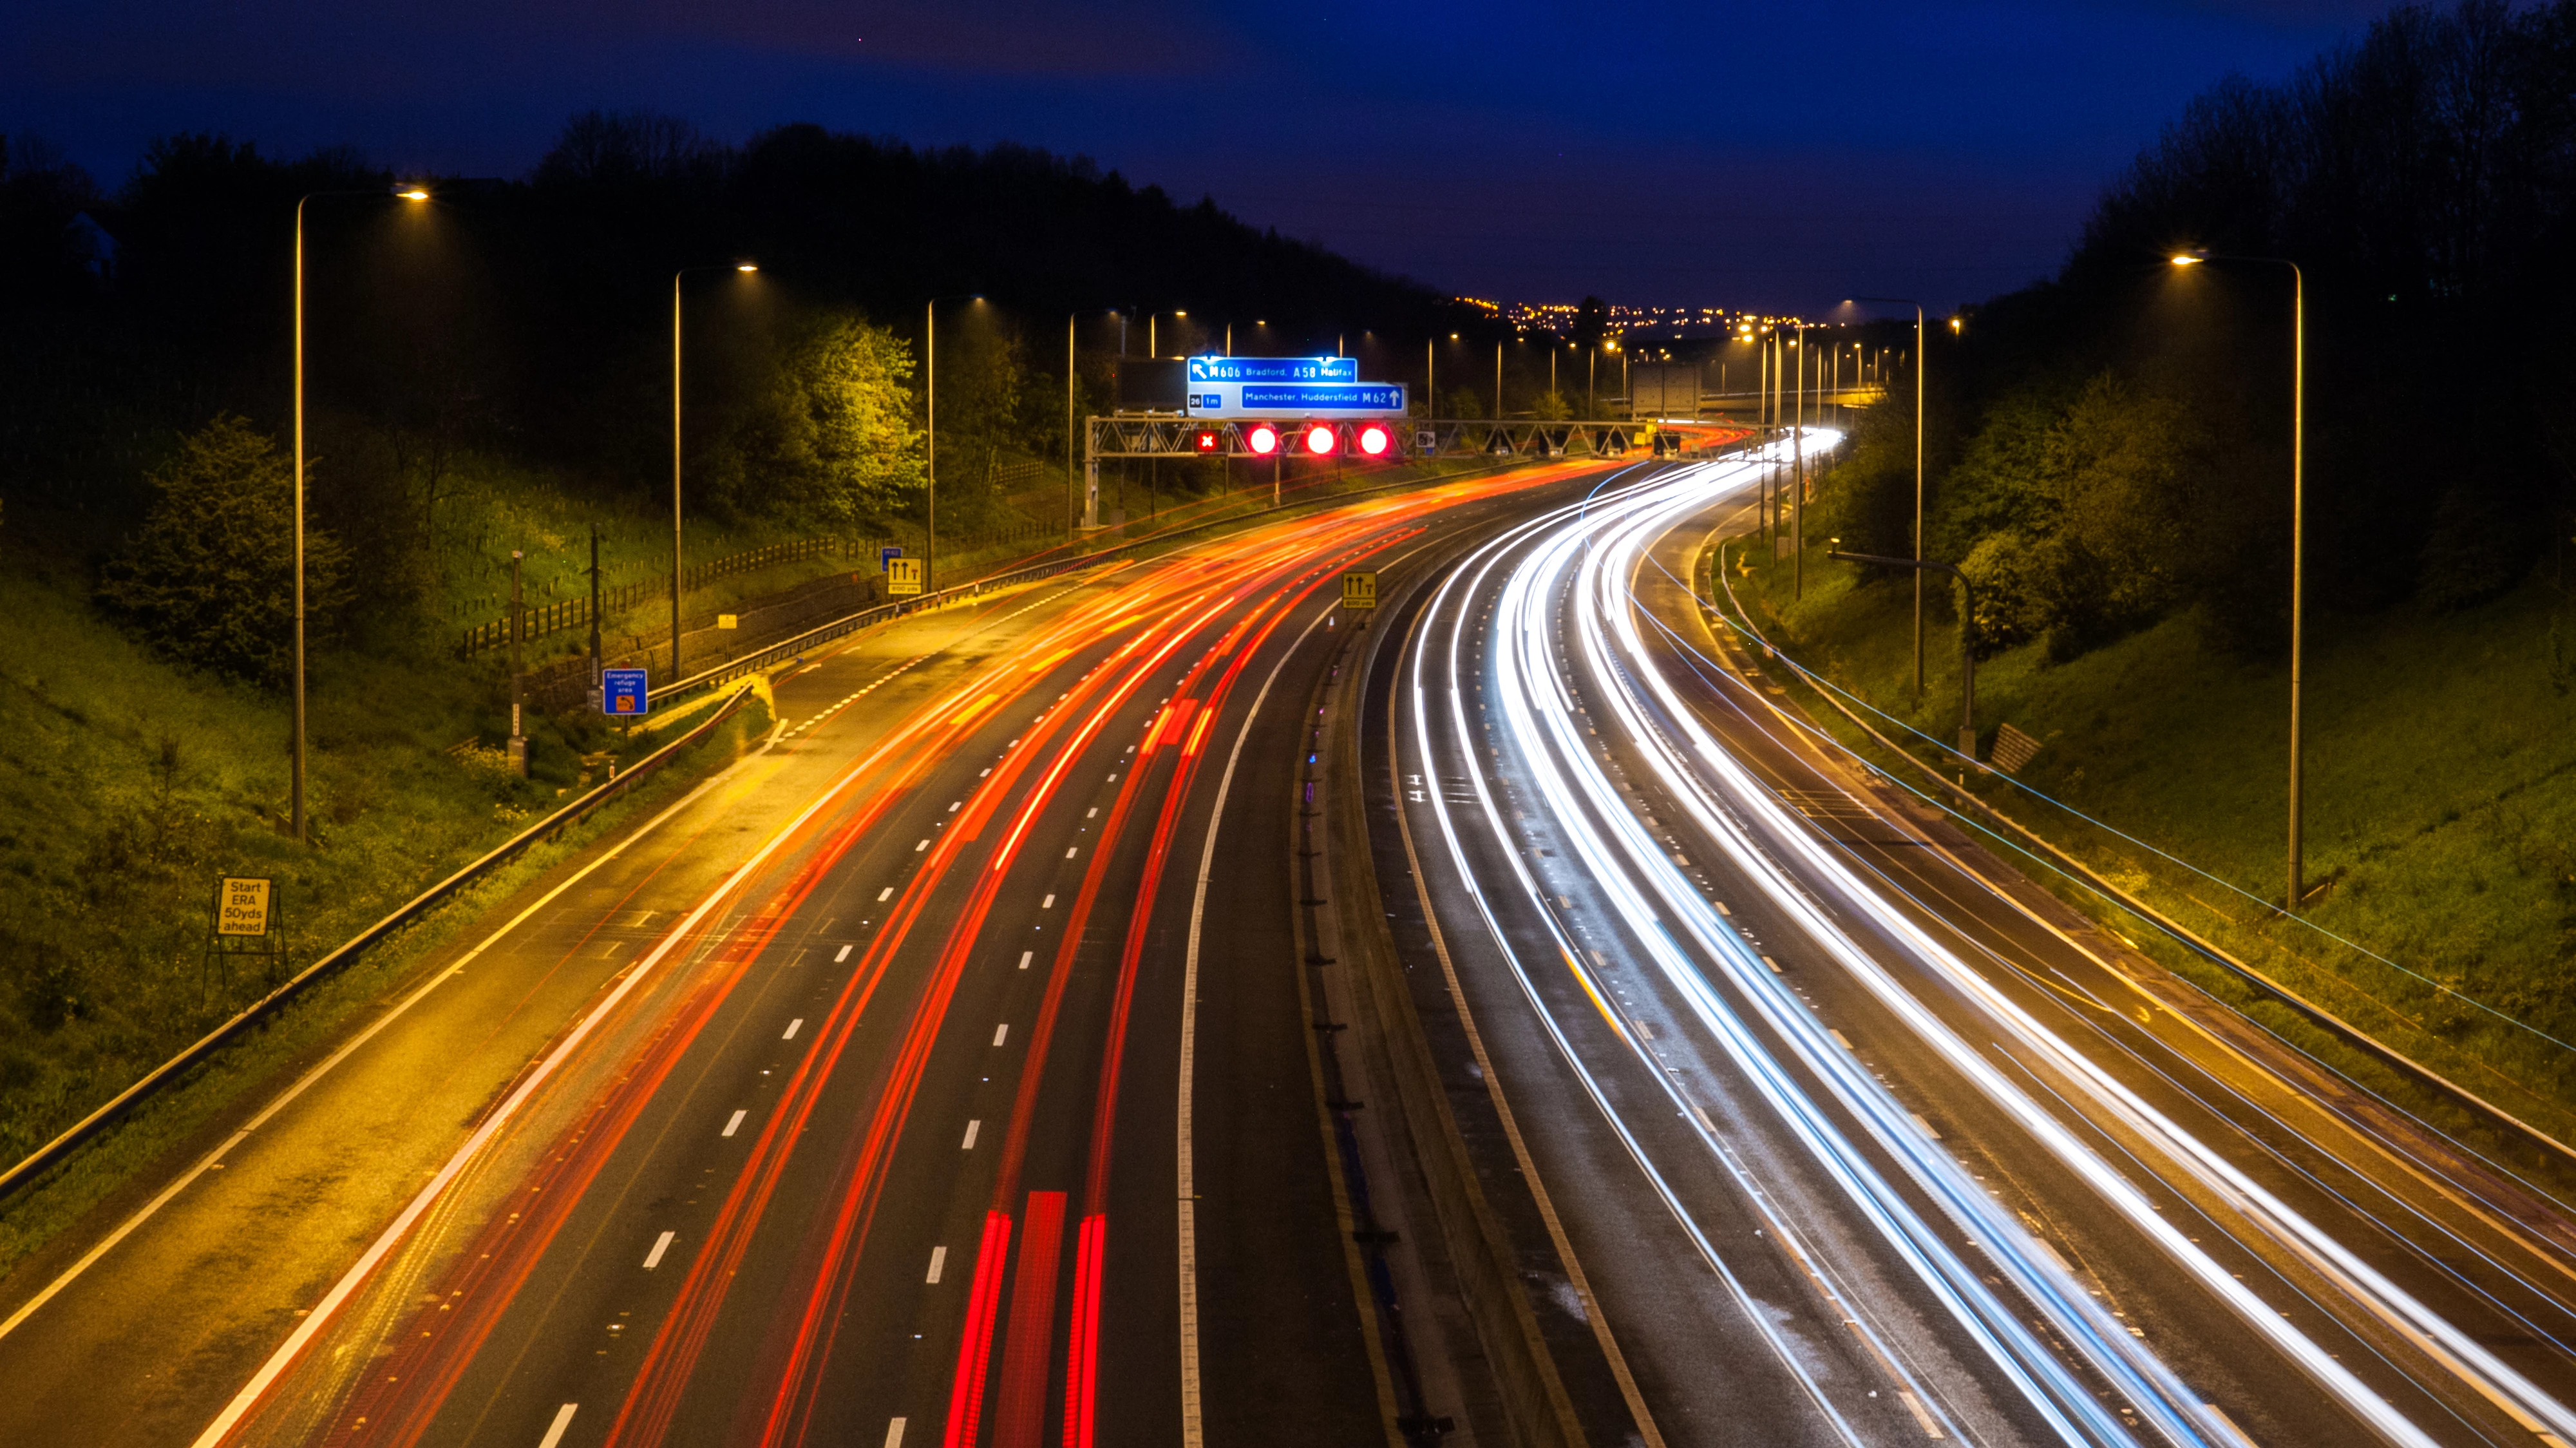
603,667,649,716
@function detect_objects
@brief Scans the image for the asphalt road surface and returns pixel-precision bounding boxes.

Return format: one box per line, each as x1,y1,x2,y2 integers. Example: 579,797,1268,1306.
1374,446,2576,1447
0,461,1612,1448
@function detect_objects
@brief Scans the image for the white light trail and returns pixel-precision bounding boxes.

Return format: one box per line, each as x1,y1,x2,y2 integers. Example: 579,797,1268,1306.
1408,443,2576,1448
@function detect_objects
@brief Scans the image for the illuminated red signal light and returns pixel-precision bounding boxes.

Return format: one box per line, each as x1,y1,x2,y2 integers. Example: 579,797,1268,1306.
1356,423,1391,457
1245,423,1280,455
1303,423,1337,455
1193,428,1221,453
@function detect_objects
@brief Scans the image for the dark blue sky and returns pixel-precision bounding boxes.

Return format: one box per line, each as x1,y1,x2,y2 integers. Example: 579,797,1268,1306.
3,0,2385,312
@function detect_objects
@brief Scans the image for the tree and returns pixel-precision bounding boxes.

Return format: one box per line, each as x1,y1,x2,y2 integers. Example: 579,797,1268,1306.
97,415,352,685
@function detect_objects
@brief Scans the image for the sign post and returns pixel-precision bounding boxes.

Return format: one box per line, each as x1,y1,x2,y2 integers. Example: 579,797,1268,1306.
204,876,284,1003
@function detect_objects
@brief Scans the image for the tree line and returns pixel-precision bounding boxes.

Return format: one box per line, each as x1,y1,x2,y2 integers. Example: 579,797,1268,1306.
0,114,1500,681
1821,0,2576,662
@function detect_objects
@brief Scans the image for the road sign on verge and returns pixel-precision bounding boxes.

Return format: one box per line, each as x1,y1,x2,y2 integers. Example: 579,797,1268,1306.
205,875,285,1002
880,545,904,573
887,557,925,596
603,667,650,716
216,877,272,936
1341,570,1378,610
716,613,739,630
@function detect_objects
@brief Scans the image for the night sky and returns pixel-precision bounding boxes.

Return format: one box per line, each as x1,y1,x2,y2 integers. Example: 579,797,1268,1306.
4,0,2386,312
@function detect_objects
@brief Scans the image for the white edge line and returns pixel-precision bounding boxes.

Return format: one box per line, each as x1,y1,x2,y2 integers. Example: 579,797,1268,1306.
1179,599,1336,1448
0,727,779,1347
186,711,912,1448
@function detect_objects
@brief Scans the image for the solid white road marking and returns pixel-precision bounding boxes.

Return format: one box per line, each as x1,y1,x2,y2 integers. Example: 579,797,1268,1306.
723,1110,748,1138
643,1231,675,1270
536,1403,578,1448
992,1024,1010,1047
783,1018,804,1040
837,944,855,962
961,1119,981,1149
1175,600,1333,1448
1018,951,1034,970
927,1246,947,1284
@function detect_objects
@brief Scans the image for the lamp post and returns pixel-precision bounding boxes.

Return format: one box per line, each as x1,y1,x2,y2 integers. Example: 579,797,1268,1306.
670,262,757,683
1068,308,1122,540
2172,249,2307,912
290,183,430,844
1830,547,1979,761
1852,297,1927,696
925,295,987,594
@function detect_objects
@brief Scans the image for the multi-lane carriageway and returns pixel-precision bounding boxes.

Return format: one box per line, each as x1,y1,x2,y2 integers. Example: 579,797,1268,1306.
1381,448,2576,1447
13,442,2576,1448
0,459,1611,1448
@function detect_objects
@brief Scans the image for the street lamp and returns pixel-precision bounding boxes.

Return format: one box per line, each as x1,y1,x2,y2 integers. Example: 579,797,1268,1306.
925,294,986,593
1851,296,1928,697
670,261,757,683
2172,247,2309,912
289,182,430,844
1068,307,1123,539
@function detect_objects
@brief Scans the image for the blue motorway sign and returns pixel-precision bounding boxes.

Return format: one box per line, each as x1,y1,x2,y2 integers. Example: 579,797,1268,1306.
879,545,904,573
603,667,650,716
1187,355,1358,384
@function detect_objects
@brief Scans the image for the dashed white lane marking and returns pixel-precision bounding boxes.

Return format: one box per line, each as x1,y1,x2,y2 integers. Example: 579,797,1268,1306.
1762,955,1783,974
926,1246,947,1284
914,839,929,852
1912,1112,1942,1141
884,1419,907,1448
643,1231,675,1270
1018,951,1034,970
948,801,961,812
992,1024,1010,1047
837,944,854,962
961,1119,981,1149
783,1018,804,1041
1086,807,1099,819
2202,1405,2259,1448
1828,1029,1855,1051
723,1110,748,1138
877,886,895,901
1897,1389,1946,1438
1040,894,1056,909
1065,846,1079,859
536,1403,578,1448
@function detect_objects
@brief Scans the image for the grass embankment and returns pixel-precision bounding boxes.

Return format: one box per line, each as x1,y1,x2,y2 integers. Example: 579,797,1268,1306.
1714,533,2576,1159
0,453,832,1211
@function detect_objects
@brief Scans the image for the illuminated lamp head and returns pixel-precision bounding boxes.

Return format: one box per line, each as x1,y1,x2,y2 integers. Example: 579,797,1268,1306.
1356,423,1391,457
1246,423,1280,455
1304,423,1337,455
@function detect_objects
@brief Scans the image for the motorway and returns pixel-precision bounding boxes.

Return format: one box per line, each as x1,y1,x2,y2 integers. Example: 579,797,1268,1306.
13,443,2576,1448
1374,448,2576,1446
0,460,1616,1448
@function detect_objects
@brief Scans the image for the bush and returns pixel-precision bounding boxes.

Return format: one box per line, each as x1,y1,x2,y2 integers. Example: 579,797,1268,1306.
97,415,352,685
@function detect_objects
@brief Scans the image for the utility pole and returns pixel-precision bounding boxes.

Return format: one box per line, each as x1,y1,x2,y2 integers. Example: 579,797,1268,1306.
1793,327,1805,598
